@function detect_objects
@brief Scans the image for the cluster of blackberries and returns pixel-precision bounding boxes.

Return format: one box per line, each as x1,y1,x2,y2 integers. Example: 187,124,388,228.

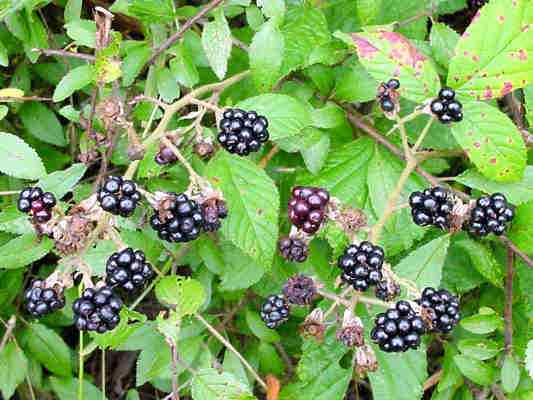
338,242,385,292
201,198,228,232
416,287,460,333
377,79,400,112
409,187,454,230
154,141,178,166
150,193,204,243
374,279,401,302
466,193,514,237
288,186,330,235
97,176,141,217
430,88,463,124
260,294,290,329
217,109,269,156
278,236,309,263
106,248,155,291
73,286,123,333
282,275,316,306
470,0,487,7
17,187,56,223
371,300,426,353
25,280,65,317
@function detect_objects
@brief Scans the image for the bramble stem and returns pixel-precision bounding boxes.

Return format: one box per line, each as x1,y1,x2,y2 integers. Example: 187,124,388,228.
318,289,391,308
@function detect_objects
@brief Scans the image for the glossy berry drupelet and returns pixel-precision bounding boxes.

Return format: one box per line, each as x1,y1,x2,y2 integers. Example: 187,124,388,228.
278,236,309,263
260,294,290,329
416,287,460,333
371,300,426,353
470,0,487,7
466,193,514,236
106,248,155,291
73,286,122,333
430,88,463,124
25,280,65,317
338,241,385,292
201,198,228,232
377,79,400,113
18,187,57,223
374,279,401,302
150,193,204,243
288,186,330,235
217,109,269,156
283,275,316,305
98,176,141,217
409,187,454,230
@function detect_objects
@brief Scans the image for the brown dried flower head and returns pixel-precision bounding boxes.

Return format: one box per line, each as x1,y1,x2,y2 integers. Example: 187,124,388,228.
299,308,325,342
53,213,94,256
355,345,378,375
337,206,367,234
336,309,364,347
194,141,215,159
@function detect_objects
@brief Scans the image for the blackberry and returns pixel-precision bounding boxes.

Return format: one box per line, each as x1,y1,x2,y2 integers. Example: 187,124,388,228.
338,241,384,292
282,275,316,305
371,300,426,352
430,88,463,124
416,287,460,333
288,186,330,235
466,193,514,237
150,193,204,243
377,79,400,113
217,109,269,156
409,187,454,230
155,143,178,165
18,187,56,223
97,176,141,217
25,279,65,317
470,0,487,7
374,279,401,302
278,236,309,263
260,294,290,329
73,286,122,333
106,248,155,291
201,198,228,232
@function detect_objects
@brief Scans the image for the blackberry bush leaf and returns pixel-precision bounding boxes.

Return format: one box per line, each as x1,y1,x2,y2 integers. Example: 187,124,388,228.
207,152,279,269
249,20,284,92
191,368,256,400
430,22,460,69
526,341,533,379
201,8,232,80
453,355,495,386
453,237,504,288
451,101,526,182
501,355,520,393
155,276,206,317
19,102,67,146
508,201,533,254
0,233,53,269
0,342,28,399
50,376,104,400
64,19,96,48
53,64,94,102
37,163,87,199
461,309,503,334
447,0,533,99
457,339,501,361
0,132,46,179
219,242,266,291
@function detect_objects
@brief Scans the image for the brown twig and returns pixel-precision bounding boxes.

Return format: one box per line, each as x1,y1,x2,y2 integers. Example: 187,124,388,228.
32,48,95,61
423,369,442,391
504,246,514,355
166,337,180,400
499,236,533,269
273,342,294,378
259,145,280,169
491,385,507,400
0,316,16,353
504,92,533,146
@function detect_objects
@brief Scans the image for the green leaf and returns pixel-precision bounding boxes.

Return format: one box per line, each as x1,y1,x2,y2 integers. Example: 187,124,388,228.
191,368,256,400
50,376,105,400
129,0,174,23
20,323,72,376
508,201,533,255
135,335,171,386
333,59,378,103
430,22,460,69
258,0,285,22
0,233,53,269
0,105,9,120
19,102,66,146
201,9,232,80
249,20,284,92
91,309,146,350
0,205,33,235
447,0,533,99
65,19,96,48
0,41,8,67
453,355,494,386
206,152,279,269
64,0,82,23
0,132,46,179
53,64,94,102
0,341,28,399
461,310,503,334
453,237,504,287
338,30,440,102
245,309,280,343
169,44,199,88
156,67,180,103
450,101,526,182
82,240,116,276
457,339,501,360
37,163,87,198
155,276,206,317
122,43,151,87
395,235,451,290
526,340,533,379
501,355,520,393
301,133,330,175
219,242,266,291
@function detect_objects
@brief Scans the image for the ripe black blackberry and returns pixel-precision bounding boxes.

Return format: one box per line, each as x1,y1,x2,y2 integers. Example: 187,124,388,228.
409,187,454,230
430,88,463,124
371,300,426,353
377,79,400,112
470,0,487,7
106,248,155,291
150,193,204,243
282,275,316,305
25,280,65,317
201,198,228,232
18,187,57,223
73,286,122,333
288,186,330,235
416,287,460,334
278,236,309,263
466,193,514,237
97,176,141,217
374,279,401,302
260,294,290,329
217,109,269,156
338,241,385,292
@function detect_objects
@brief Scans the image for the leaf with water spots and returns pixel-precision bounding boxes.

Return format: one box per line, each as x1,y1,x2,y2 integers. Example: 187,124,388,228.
451,101,526,182
447,0,533,99
335,30,440,102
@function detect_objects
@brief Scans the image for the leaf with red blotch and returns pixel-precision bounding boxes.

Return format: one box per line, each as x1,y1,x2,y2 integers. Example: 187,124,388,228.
334,30,440,102
447,0,533,100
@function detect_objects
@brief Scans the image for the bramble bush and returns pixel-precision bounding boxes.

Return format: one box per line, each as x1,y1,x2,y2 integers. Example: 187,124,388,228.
0,0,532,399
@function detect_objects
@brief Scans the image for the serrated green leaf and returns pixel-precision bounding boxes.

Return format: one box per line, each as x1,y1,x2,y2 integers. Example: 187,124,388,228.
447,0,533,99
50,376,104,400
0,132,46,179
0,233,53,269
37,163,87,199
258,0,285,22
249,20,284,92
508,201,533,255
122,42,151,87
501,355,520,393
135,335,171,386
53,64,94,102
430,22,460,69
453,355,494,386
191,368,256,400
155,276,206,317
206,152,279,269
461,311,503,334
156,67,179,103
301,133,330,175
201,8,232,80
219,242,266,291
65,19,96,48
91,309,146,350
453,237,504,287
169,44,199,88
19,102,66,146
451,101,526,182
82,240,116,276
64,0,82,23
245,309,280,343
0,341,28,399
334,59,378,103
457,339,501,360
